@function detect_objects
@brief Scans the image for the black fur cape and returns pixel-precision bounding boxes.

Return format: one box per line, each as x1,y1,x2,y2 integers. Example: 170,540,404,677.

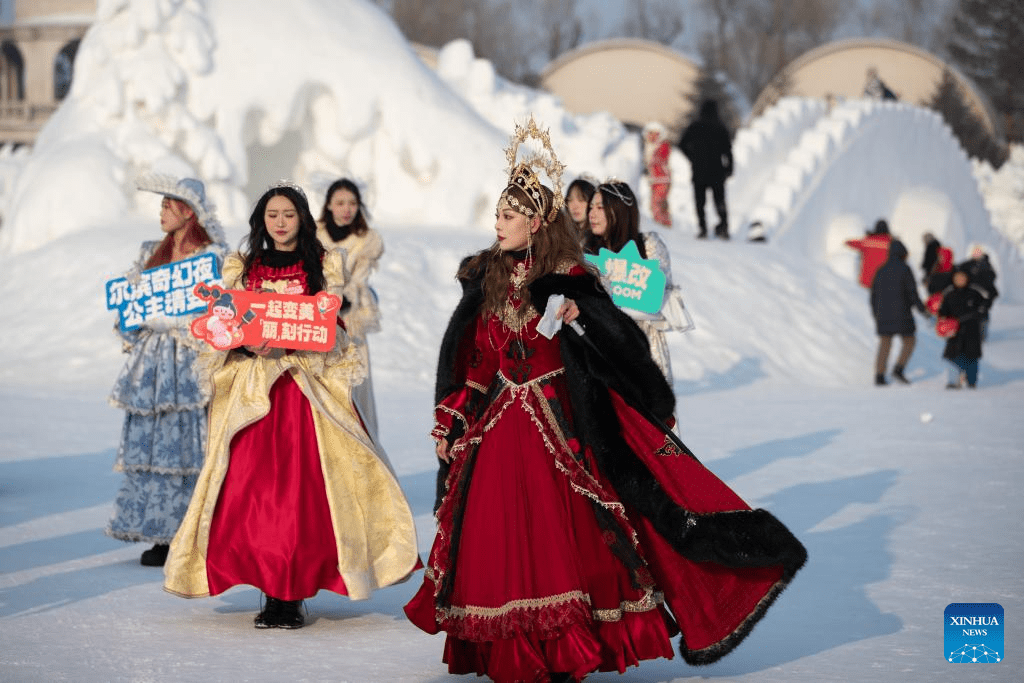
432,263,807,665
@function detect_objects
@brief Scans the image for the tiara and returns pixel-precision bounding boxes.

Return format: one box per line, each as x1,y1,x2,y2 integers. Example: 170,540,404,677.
499,116,565,223
597,179,635,207
269,179,308,203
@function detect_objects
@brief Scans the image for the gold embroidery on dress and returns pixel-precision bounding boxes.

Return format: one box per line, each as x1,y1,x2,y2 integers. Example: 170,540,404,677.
436,587,662,623
466,379,489,393
435,404,468,431
555,459,630,519
592,588,664,622
499,367,564,388
439,590,590,620
555,258,578,275
495,261,538,334
654,435,683,457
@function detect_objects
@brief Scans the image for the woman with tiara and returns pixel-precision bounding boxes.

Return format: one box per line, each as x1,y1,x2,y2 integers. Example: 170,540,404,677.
106,174,227,567
404,119,806,682
584,180,693,386
316,178,384,440
165,183,418,629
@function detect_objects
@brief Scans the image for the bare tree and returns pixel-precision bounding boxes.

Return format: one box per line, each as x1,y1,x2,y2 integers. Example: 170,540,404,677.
697,0,844,103
374,0,580,83
846,0,951,50
623,0,686,45
540,0,583,60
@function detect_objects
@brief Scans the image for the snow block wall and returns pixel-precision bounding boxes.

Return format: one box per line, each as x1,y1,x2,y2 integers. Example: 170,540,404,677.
433,39,642,186
731,97,828,222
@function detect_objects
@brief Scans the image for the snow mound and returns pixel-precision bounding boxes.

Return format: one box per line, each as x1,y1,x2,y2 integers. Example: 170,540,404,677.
0,2,653,256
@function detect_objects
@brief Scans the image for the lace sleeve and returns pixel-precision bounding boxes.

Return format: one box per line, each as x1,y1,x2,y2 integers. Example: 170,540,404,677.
644,232,673,289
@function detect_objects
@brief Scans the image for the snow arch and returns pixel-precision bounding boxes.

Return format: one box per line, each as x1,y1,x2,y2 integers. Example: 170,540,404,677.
746,100,1021,299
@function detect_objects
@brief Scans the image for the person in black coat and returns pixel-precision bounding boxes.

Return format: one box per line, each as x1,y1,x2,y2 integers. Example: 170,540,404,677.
938,266,993,388
870,240,929,385
958,248,999,341
920,233,940,282
679,99,732,239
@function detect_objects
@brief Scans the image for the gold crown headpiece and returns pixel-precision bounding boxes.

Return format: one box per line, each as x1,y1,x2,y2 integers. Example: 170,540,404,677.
498,117,565,224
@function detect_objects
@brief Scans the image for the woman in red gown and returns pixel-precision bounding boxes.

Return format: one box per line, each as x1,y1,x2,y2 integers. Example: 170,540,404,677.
165,184,418,629
404,121,806,682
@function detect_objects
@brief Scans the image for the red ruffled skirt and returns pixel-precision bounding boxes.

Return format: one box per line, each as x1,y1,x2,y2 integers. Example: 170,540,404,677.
206,374,348,600
405,384,678,682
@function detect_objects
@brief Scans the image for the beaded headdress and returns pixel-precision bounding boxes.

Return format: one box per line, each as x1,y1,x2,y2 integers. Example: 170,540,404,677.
498,117,565,224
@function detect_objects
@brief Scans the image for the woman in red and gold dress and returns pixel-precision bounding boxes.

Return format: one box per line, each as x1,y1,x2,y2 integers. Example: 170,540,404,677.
404,121,806,682
165,184,418,629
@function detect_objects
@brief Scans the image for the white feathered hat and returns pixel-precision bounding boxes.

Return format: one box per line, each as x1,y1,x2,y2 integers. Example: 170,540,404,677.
136,173,226,246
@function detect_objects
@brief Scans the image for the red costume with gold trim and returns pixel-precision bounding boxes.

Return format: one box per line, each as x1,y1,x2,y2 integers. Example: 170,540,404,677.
404,256,805,682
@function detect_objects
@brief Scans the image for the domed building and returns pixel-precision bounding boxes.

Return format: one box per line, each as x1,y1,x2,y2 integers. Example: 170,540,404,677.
752,37,999,136
539,38,700,136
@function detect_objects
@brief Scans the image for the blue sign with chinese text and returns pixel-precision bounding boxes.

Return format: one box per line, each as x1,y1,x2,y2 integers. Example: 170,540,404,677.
105,252,221,331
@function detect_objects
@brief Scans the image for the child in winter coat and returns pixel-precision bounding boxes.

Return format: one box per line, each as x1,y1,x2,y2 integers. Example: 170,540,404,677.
938,267,993,389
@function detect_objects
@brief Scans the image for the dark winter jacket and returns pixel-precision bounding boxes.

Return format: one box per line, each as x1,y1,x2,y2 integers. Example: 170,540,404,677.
926,269,953,295
870,241,927,335
958,256,998,306
678,101,733,185
921,237,940,280
939,281,990,360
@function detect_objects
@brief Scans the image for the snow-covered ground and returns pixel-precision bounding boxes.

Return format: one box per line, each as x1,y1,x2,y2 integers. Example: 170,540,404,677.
2,297,1022,682
1,0,1022,680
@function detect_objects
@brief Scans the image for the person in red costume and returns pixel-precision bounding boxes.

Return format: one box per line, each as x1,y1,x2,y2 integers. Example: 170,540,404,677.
404,119,806,683
164,183,418,630
642,121,672,227
845,218,893,288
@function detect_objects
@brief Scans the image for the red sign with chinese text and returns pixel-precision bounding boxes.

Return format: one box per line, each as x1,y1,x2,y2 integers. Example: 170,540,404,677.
189,284,341,351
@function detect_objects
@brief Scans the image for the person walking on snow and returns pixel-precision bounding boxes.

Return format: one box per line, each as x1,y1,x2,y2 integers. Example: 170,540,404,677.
870,239,929,386
678,100,732,239
846,219,892,289
939,266,993,389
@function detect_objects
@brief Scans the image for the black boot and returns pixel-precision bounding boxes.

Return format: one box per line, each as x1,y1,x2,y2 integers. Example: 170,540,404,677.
696,227,708,239
874,373,887,386
892,366,910,384
714,221,730,240
140,543,169,567
255,596,282,629
275,600,305,629
549,674,575,683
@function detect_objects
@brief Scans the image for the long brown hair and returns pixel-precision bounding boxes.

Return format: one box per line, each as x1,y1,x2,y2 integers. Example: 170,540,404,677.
459,183,591,316
144,198,213,269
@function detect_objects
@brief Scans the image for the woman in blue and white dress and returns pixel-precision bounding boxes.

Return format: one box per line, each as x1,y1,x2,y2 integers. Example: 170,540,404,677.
106,174,227,566
584,180,693,386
